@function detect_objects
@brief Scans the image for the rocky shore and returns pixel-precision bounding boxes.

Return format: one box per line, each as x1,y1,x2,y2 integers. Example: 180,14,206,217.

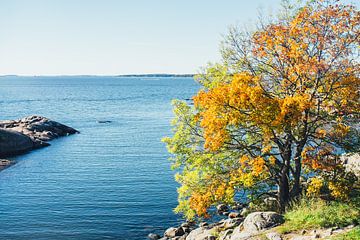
149,209,357,240
0,115,79,165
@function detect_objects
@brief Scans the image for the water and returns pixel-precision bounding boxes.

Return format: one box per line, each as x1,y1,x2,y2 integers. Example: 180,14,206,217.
0,76,199,240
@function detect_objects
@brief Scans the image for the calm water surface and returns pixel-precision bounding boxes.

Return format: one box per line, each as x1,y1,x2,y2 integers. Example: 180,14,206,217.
0,76,198,240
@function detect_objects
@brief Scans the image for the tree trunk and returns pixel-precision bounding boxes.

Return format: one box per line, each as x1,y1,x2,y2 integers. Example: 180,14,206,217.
291,143,305,198
278,167,290,212
291,157,302,197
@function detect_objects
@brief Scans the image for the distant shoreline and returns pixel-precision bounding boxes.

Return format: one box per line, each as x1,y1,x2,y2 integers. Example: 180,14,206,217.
0,74,195,78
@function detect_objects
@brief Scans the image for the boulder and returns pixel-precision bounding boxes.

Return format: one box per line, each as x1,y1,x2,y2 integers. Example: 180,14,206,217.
228,212,241,219
186,227,216,240
217,204,229,214
148,233,161,240
341,153,360,177
230,212,284,240
164,227,185,238
243,212,284,233
199,222,208,227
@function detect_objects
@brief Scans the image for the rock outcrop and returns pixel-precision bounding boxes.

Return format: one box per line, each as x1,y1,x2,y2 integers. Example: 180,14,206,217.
149,211,356,240
0,115,79,158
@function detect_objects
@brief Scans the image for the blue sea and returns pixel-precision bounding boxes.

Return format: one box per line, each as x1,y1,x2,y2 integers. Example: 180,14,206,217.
0,76,199,240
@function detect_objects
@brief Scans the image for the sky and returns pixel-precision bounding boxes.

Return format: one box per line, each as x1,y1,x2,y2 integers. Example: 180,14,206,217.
0,0,358,76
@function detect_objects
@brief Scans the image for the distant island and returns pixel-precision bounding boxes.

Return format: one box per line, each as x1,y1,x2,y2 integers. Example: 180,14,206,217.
0,74,195,78
116,74,195,78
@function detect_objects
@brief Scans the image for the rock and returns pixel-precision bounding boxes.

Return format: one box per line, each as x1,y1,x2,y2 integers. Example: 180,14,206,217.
231,203,244,210
264,197,278,209
178,233,189,239
313,233,321,238
199,222,208,227
97,120,112,124
0,159,16,171
217,204,229,214
230,212,284,240
0,116,79,158
221,218,243,230
186,227,216,240
0,129,39,157
148,233,161,240
164,227,185,238
266,232,282,240
341,153,360,177
180,221,197,235
228,212,241,219
243,212,284,232
291,236,312,240
181,221,196,230
219,229,233,240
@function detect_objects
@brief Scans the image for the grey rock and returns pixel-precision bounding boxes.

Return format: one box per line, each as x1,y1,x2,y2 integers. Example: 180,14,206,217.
164,227,185,238
148,233,161,240
341,153,360,177
291,236,312,240
186,227,216,240
231,203,244,210
314,233,321,239
217,204,229,214
221,218,243,230
230,212,284,240
243,212,284,233
266,232,282,240
0,129,39,157
219,229,233,240
199,222,208,227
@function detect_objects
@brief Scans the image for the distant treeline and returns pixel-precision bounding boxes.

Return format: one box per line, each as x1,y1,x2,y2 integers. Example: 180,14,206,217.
116,74,195,78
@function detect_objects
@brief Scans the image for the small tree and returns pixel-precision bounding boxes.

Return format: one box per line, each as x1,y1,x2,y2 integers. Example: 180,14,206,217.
163,0,359,219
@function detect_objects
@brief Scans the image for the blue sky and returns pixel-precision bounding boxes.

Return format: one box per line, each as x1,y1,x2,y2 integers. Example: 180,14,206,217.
0,0,358,75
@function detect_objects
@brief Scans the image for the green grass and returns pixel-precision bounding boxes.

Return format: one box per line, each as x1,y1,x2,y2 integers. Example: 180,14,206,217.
329,227,360,240
276,198,359,234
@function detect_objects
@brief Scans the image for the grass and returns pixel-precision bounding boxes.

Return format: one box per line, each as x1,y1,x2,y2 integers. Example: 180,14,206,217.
329,227,360,240
276,198,359,234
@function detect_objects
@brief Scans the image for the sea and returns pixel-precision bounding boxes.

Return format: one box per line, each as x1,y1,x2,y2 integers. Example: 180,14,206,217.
0,76,199,240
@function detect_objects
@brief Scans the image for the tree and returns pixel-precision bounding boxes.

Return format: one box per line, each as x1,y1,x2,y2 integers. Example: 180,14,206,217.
163,0,360,219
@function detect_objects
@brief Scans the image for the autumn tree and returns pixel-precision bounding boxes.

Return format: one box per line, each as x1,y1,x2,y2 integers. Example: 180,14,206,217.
163,0,360,219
